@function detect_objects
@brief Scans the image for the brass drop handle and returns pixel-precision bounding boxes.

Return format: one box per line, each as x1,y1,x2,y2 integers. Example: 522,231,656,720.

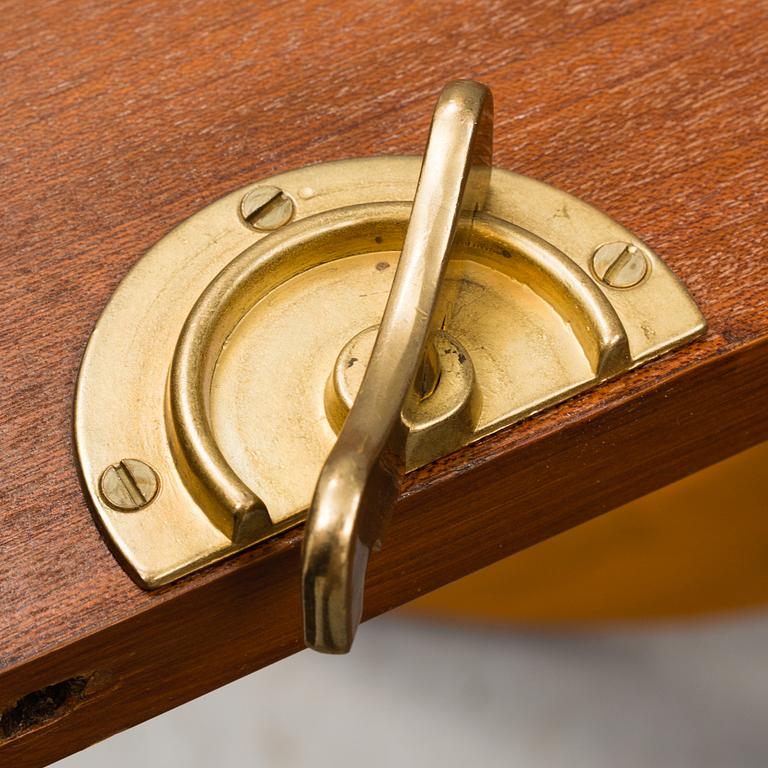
302,81,493,653
75,80,705,657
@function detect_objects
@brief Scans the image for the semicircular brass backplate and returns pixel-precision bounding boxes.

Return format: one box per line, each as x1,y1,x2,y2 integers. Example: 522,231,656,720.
75,156,705,588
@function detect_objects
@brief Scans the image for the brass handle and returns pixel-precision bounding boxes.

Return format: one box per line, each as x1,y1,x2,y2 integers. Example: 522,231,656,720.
75,79,706,651
301,81,493,652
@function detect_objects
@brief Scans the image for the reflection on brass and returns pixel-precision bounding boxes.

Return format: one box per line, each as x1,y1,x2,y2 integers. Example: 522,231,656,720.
74,81,706,653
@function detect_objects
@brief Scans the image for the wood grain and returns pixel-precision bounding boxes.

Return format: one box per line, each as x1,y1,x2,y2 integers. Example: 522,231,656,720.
1,0,766,764
404,441,768,622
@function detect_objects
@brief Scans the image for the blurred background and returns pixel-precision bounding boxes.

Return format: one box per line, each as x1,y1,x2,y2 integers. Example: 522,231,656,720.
56,442,767,767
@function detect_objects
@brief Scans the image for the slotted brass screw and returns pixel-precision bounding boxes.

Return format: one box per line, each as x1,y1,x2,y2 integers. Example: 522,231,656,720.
240,186,295,230
590,242,649,288
99,459,159,511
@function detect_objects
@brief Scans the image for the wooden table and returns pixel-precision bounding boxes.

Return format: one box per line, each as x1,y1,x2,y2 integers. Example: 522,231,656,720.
2,1,766,765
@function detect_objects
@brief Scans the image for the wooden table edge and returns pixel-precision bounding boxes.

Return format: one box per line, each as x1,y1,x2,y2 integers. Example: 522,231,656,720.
2,333,767,766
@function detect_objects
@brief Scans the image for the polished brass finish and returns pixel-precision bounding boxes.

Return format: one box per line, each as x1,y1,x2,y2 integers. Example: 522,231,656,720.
591,241,649,288
326,326,477,471
302,80,492,652
74,80,706,653
240,185,295,230
99,460,159,511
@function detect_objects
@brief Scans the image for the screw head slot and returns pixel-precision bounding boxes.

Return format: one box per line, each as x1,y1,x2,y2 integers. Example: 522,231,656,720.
590,242,649,288
240,186,295,230
99,459,159,511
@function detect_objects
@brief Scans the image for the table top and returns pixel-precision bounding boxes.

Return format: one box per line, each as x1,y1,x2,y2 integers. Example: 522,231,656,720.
1,1,766,764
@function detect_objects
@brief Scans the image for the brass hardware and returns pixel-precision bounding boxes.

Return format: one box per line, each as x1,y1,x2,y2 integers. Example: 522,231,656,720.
302,81,492,652
75,80,706,653
590,241,649,288
99,460,159,512
240,186,295,230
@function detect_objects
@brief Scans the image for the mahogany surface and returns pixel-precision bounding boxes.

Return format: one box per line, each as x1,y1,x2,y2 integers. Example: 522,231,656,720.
1,1,767,765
